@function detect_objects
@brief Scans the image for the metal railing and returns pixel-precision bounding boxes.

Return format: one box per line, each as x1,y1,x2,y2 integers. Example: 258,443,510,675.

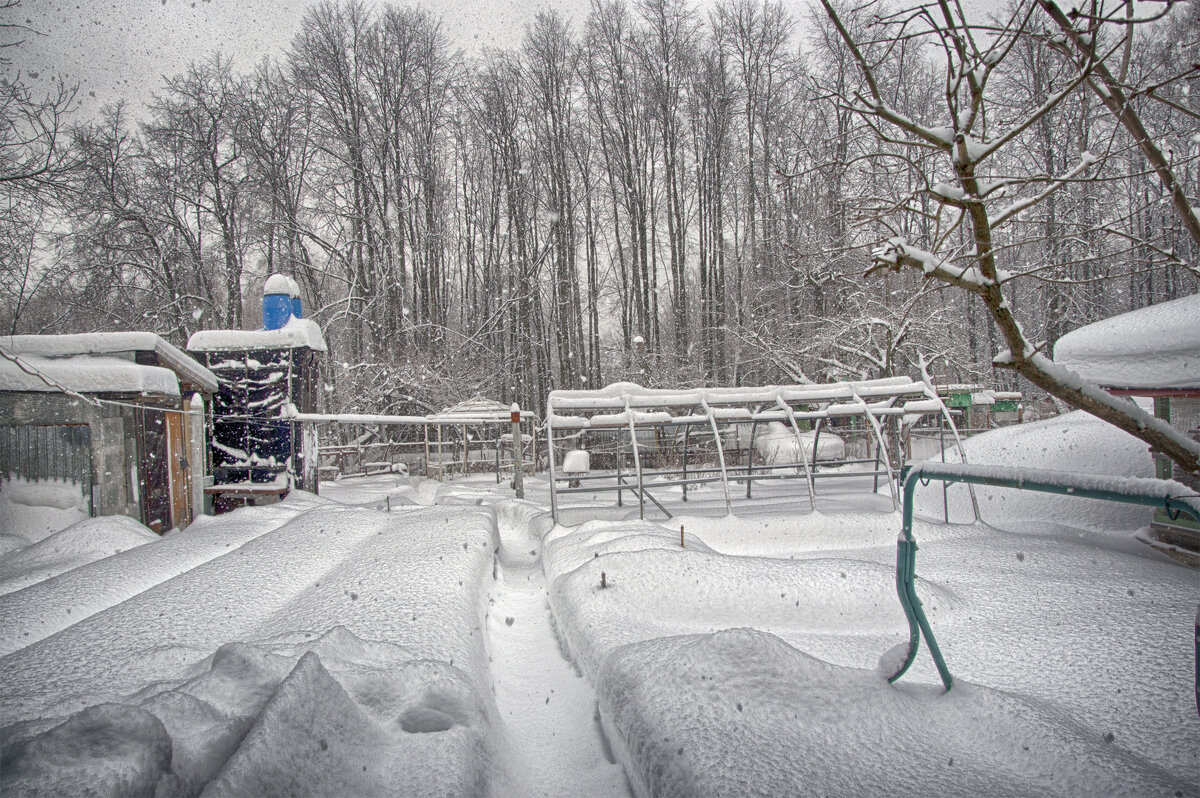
891,460,1200,714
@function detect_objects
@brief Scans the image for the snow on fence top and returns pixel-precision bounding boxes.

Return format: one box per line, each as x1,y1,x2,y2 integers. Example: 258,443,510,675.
546,377,936,429
187,317,328,353
285,396,517,427
1053,292,1200,391
2,332,217,394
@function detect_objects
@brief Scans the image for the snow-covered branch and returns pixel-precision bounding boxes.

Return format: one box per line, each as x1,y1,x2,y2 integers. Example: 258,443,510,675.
988,151,1099,230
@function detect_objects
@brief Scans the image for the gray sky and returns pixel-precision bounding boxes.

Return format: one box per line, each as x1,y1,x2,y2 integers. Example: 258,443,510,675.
9,0,597,117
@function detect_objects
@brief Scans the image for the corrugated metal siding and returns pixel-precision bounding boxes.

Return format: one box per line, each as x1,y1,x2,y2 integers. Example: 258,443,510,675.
0,424,94,513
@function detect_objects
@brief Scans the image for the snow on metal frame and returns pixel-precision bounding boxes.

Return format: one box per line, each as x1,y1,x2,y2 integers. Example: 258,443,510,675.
546,377,963,521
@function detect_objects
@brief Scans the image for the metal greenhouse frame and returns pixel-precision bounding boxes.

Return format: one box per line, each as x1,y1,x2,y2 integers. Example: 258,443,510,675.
545,378,965,521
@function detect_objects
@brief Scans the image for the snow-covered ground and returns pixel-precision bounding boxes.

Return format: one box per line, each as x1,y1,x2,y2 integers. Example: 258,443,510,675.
0,411,1196,796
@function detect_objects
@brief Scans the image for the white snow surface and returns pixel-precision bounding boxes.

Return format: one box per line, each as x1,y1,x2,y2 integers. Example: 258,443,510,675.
0,428,1197,796
186,316,328,353
2,332,218,393
263,274,298,297
562,449,591,473
0,354,183,396
916,410,1158,531
1053,292,1200,389
0,514,158,596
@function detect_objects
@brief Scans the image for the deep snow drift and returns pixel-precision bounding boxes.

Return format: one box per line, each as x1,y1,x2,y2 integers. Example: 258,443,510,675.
0,410,1197,796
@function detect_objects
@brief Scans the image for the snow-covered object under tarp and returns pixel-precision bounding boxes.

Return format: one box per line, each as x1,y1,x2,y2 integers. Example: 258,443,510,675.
1,332,217,393
1053,292,1200,391
0,515,158,596
752,421,845,464
541,511,1198,796
187,317,327,353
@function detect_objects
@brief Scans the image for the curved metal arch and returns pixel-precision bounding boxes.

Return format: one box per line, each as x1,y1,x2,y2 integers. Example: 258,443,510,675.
850,388,900,510
918,381,981,523
698,394,733,514
775,395,817,511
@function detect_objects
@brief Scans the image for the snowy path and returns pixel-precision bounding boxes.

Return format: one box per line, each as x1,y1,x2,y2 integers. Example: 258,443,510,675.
486,503,630,798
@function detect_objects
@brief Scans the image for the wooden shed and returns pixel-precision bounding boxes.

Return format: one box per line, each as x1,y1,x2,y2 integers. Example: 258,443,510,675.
0,333,218,533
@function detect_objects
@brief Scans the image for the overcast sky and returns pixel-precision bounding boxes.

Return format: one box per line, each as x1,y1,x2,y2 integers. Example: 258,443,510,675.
9,0,603,117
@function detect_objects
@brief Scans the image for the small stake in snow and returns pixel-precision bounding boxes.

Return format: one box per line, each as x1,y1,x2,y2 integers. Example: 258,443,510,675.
600,571,607,589
386,496,391,513
680,524,685,547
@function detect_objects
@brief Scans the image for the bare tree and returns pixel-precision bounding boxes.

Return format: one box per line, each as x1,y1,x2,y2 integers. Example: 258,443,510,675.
817,0,1199,474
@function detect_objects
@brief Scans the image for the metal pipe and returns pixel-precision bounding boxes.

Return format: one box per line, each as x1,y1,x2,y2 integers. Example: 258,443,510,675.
547,409,558,521
698,395,732,513
889,461,1200,696
747,418,758,499
625,398,646,520
682,424,690,502
776,397,817,511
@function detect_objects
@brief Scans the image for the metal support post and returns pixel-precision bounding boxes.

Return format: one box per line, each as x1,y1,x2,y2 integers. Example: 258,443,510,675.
510,404,524,499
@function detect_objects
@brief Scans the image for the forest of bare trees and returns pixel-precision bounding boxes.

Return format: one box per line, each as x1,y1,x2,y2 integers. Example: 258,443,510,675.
2,0,1197,421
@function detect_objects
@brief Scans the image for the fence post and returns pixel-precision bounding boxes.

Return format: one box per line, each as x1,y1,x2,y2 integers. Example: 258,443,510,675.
511,403,524,499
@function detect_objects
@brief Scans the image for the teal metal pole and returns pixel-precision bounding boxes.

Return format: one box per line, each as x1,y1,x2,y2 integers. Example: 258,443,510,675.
890,466,953,690
891,461,1200,697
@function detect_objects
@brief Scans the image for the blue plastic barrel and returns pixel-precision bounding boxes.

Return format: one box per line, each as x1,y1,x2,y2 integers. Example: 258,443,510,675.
263,293,292,330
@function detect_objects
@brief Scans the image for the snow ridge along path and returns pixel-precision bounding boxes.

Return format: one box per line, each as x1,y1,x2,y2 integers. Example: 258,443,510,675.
485,500,630,798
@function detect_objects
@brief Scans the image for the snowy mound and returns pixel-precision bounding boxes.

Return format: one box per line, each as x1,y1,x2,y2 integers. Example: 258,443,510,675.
0,500,500,797
0,497,316,658
0,479,89,553
1053,292,1200,390
0,628,492,798
0,515,159,595
544,519,957,678
597,627,1192,797
916,410,1155,532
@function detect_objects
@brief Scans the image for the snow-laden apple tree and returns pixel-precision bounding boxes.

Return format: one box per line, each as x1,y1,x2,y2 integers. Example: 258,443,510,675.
816,0,1200,474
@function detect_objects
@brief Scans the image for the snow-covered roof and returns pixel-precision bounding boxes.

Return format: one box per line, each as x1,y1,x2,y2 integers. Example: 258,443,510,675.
547,378,943,430
432,396,512,423
2,332,217,393
187,317,327,353
0,354,181,396
1053,293,1200,391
